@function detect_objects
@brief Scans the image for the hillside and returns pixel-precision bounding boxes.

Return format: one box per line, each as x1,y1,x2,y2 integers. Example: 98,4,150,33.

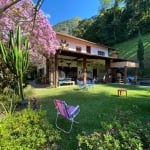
113,33,150,78
53,17,82,35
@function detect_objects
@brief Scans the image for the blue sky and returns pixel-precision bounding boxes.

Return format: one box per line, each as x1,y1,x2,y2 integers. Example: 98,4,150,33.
39,0,100,25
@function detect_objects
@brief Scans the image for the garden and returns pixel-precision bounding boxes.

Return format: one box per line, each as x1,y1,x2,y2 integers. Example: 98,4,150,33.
0,0,150,149
1,84,146,150
34,84,150,150
0,73,150,149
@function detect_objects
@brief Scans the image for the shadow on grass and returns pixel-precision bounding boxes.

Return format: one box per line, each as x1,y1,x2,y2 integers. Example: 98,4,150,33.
34,84,150,150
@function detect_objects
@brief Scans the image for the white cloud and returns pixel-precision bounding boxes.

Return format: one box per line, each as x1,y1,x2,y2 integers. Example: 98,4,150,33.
45,13,51,19
42,11,51,19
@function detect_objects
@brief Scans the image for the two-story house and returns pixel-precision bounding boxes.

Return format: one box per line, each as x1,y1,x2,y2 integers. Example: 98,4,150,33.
37,32,138,87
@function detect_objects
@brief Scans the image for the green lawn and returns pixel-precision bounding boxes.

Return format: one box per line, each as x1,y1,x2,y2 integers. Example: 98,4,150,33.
34,84,150,149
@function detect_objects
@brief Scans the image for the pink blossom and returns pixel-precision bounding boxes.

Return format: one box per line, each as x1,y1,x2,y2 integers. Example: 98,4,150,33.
0,0,59,61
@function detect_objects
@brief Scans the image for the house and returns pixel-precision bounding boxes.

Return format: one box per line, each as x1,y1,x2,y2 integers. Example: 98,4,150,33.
36,32,138,87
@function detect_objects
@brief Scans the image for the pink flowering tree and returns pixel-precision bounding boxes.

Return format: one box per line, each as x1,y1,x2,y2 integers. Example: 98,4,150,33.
0,0,44,15
0,0,59,84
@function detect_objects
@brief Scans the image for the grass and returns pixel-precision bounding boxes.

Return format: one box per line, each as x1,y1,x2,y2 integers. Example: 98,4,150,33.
113,33,150,77
33,84,150,150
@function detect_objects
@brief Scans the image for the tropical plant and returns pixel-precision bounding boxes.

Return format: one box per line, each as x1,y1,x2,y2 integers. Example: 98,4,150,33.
0,26,29,100
0,0,59,83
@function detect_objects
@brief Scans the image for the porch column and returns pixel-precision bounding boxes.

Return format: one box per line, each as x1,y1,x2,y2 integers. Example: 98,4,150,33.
105,59,111,70
50,55,54,86
46,58,50,84
105,59,111,83
135,67,138,84
123,66,127,84
54,54,58,88
83,57,87,84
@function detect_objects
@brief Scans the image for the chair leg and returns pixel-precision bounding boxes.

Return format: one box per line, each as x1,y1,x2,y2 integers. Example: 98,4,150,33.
55,114,74,134
74,120,79,124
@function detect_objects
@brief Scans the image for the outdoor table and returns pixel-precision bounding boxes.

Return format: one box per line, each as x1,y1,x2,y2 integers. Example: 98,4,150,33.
117,88,127,97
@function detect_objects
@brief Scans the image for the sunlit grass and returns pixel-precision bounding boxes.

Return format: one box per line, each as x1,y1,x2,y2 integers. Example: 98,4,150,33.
34,84,150,149
114,33,150,77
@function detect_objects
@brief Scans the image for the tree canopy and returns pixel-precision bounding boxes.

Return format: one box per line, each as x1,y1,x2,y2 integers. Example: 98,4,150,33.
0,0,59,63
72,0,150,46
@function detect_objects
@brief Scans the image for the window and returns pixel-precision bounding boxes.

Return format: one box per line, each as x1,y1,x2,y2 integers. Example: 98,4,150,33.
86,46,91,54
76,46,81,52
98,51,105,56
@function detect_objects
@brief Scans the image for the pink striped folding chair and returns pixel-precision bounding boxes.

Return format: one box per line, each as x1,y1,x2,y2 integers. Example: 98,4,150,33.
54,99,80,133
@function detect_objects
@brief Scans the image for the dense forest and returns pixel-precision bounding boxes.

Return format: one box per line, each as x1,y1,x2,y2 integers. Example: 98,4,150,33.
53,0,150,77
72,0,150,46
54,0,150,46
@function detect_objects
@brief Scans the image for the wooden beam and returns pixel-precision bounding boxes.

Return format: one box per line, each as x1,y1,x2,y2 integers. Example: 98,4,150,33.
105,59,111,83
135,68,138,84
123,66,127,84
54,54,58,88
83,57,87,84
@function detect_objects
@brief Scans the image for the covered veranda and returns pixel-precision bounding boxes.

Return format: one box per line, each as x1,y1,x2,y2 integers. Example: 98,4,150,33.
110,61,139,84
51,49,138,87
52,49,111,87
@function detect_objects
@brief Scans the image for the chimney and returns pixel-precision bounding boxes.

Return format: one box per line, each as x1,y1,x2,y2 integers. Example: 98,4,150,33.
111,50,118,58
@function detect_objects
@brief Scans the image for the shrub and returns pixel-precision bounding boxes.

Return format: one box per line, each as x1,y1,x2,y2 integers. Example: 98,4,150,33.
77,110,150,150
23,85,35,98
0,107,61,150
0,87,19,115
0,58,15,91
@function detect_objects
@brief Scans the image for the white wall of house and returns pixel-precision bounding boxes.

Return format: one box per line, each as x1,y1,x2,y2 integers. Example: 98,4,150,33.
58,39,109,57
92,48,108,57
35,33,111,83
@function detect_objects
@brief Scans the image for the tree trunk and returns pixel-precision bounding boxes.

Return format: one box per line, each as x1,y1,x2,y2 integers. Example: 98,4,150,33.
46,58,50,84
